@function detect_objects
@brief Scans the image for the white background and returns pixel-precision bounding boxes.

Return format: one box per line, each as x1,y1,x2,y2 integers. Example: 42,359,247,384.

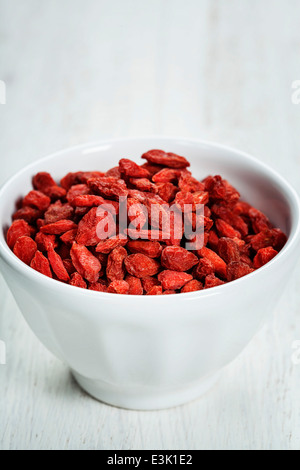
0,0,300,450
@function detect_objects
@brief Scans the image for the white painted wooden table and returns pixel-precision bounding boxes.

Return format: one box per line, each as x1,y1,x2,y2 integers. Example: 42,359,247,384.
0,0,300,450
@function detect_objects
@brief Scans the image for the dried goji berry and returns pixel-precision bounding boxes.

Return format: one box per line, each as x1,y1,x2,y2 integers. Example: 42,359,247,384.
127,240,162,258
6,219,32,249
204,176,240,205
66,184,90,204
47,248,70,282
199,247,227,278
119,159,150,178
43,185,67,201
174,191,194,211
60,229,78,245
193,258,215,281
107,280,129,294
13,236,37,265
211,204,248,237
72,195,105,207
106,166,122,178
125,254,160,278
158,270,193,290
207,229,219,251
70,243,101,283
152,168,181,183
146,286,163,295
142,149,190,169
125,275,143,295
253,247,278,269
89,280,108,292
33,172,57,190
178,174,205,193
13,207,42,224
248,207,272,234
218,237,240,264
41,220,77,235
69,272,87,289
127,198,148,230
30,251,53,278
80,171,106,183
23,190,51,211
162,290,177,295
181,279,203,293
227,261,254,281
87,176,128,199
60,172,85,190
35,232,57,251
204,274,225,289
63,259,76,275
250,228,287,252
141,162,164,177
129,178,157,193
96,236,128,254
44,201,74,224
233,201,251,216
215,219,241,239
106,246,127,282
161,246,198,271
76,207,115,246
141,277,161,293
155,182,178,203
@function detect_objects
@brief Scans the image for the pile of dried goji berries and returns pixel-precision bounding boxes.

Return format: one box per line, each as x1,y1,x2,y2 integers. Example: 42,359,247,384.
6,149,287,295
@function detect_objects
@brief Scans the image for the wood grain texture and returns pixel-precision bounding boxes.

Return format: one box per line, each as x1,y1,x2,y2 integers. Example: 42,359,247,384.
0,0,300,450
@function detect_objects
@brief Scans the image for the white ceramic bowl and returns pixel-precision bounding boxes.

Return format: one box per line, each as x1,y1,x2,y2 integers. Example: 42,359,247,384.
0,137,299,410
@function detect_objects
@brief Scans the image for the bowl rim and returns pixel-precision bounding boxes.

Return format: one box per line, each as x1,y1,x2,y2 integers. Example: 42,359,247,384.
0,135,299,301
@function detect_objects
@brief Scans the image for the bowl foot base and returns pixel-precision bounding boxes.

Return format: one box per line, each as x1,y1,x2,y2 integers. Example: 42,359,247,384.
71,370,220,410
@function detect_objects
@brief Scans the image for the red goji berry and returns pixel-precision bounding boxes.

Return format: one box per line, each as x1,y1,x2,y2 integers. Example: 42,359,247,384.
161,246,198,271
142,149,190,169
13,236,37,265
253,247,278,269
69,272,87,289
119,159,150,178
96,236,128,254
89,280,108,292
106,246,127,282
107,280,130,294
227,261,254,281
127,240,162,258
23,190,51,211
198,247,227,279
141,277,161,293
87,176,128,199
158,270,193,290
6,220,32,249
47,248,70,282
70,243,101,283
181,279,203,293
13,207,42,224
193,258,215,281
125,275,143,295
204,274,225,289
35,232,57,251
44,201,74,224
129,178,157,193
41,220,77,235
124,254,160,278
146,286,163,295
30,251,53,278
218,237,240,264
